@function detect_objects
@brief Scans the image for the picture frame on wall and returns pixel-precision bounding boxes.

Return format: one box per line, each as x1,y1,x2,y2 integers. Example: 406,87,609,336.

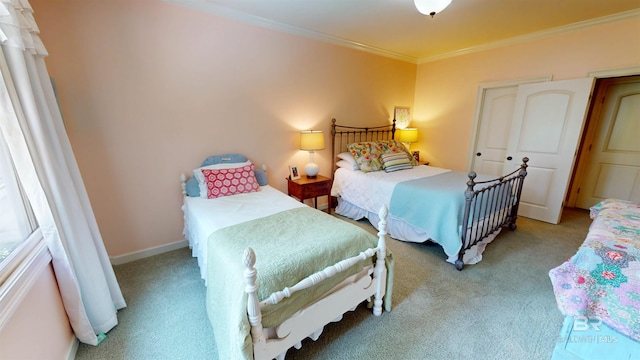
394,106,411,128
289,165,300,180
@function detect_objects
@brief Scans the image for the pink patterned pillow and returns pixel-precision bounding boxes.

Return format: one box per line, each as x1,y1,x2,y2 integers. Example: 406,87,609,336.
201,163,260,199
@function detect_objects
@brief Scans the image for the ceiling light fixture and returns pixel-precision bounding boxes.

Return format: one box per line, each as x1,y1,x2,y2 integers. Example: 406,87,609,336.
414,0,452,17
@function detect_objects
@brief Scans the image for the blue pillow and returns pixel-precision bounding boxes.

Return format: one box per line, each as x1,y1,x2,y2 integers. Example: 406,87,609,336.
185,176,200,197
254,169,268,186
201,153,248,167
185,154,268,197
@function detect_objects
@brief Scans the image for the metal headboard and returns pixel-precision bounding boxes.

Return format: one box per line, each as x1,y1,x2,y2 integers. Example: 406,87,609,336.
330,118,396,178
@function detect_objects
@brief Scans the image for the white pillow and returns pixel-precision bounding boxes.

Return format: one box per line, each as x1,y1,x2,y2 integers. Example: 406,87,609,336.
336,160,358,170
193,161,252,198
337,152,358,169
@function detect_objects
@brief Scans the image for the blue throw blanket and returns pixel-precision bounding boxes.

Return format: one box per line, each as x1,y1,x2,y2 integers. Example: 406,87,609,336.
389,171,499,258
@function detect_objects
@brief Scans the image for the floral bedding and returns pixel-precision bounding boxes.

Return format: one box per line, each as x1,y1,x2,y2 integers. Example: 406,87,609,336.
347,140,417,172
549,198,640,341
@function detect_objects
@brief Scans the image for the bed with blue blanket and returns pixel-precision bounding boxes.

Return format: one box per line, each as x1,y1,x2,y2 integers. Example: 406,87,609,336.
181,153,393,360
330,118,528,270
548,198,640,360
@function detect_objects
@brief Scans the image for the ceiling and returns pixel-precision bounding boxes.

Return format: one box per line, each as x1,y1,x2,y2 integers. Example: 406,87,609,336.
166,0,640,63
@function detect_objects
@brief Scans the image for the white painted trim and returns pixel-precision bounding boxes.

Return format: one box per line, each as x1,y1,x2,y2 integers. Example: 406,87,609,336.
66,337,79,360
0,229,42,285
109,239,189,265
587,65,640,78
465,75,553,172
418,9,640,63
0,239,51,331
474,76,554,90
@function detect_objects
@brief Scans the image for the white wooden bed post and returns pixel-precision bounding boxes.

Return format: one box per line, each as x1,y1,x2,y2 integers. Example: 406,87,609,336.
373,206,388,316
180,173,187,196
243,248,267,352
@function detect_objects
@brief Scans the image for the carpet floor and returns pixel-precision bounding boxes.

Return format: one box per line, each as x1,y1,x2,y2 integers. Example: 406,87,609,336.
75,208,590,360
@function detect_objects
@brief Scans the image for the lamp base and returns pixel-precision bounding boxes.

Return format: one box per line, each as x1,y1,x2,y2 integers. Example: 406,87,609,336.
304,162,319,178
306,175,317,179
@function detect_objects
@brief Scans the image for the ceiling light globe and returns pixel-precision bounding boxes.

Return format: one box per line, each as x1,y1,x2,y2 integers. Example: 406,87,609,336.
414,0,452,16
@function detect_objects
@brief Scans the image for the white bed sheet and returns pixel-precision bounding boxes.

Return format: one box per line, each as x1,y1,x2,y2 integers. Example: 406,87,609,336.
331,166,450,216
331,166,499,265
182,185,306,282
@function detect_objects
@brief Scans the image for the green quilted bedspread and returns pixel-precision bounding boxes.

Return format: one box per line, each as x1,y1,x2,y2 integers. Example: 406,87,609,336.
206,206,393,360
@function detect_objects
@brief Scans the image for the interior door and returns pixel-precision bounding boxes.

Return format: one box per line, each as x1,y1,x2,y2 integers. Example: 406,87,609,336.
575,77,640,208
472,86,517,177
505,78,595,224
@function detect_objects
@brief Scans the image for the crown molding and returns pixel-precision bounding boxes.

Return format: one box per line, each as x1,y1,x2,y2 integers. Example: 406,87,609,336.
417,9,640,64
165,1,638,65
163,0,419,63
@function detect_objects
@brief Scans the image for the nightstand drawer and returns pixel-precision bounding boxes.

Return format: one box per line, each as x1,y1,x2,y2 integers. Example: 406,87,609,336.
301,181,331,196
287,181,303,198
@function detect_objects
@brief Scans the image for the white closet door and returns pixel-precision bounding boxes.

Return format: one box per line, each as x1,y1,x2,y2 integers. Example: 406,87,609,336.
472,86,517,177
575,77,640,208
506,78,595,224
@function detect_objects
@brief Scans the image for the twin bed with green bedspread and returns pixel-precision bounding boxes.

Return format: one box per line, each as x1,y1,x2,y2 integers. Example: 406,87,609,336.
207,207,392,360
182,153,392,360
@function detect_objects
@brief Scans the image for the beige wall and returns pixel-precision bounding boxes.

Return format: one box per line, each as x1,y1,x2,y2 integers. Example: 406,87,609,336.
0,262,75,359
412,16,640,170
31,0,416,256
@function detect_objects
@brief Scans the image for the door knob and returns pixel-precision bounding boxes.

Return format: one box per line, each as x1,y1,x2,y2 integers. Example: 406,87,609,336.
506,156,513,161
476,152,482,156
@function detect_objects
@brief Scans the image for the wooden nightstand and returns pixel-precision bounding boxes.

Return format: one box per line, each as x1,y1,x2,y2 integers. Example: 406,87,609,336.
287,174,333,214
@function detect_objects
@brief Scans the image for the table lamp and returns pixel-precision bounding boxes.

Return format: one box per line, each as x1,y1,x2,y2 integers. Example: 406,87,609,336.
397,128,418,150
300,130,325,178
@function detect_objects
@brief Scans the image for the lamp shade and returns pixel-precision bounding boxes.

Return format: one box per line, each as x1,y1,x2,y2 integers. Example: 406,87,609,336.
397,128,418,143
414,0,452,16
300,130,325,151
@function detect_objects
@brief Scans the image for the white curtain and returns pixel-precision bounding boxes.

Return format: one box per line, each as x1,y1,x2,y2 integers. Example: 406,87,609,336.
0,0,125,345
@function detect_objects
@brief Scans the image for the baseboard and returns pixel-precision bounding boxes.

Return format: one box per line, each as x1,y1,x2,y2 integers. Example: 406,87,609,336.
303,199,328,211
109,240,189,265
66,337,79,360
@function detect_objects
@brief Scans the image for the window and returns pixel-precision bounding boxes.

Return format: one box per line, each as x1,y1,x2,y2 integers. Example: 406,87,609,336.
0,127,37,266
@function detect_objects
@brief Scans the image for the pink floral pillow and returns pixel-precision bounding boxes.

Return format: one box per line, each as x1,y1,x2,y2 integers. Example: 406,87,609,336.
347,142,384,172
347,140,417,172
201,163,260,199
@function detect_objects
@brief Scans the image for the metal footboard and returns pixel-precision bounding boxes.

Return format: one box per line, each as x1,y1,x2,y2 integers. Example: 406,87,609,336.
455,157,529,270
